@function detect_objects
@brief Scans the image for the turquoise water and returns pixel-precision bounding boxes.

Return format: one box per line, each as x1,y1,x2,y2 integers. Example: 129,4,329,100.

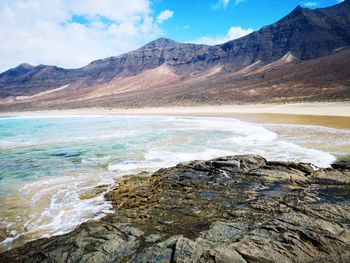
0,115,348,251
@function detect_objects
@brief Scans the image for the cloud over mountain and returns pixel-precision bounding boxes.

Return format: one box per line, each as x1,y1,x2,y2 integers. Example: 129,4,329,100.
0,0,172,71
191,26,253,45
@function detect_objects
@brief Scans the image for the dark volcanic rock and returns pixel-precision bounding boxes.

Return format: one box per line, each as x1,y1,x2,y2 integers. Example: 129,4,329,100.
331,157,350,170
1,154,350,263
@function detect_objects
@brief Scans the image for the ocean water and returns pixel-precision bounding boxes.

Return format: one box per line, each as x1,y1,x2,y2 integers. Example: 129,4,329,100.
0,115,349,251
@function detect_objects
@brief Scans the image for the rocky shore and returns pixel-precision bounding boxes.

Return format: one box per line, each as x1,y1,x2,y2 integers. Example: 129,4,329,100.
1,155,350,263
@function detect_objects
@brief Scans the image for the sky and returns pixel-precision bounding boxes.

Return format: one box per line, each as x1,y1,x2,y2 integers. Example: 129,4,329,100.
0,0,344,72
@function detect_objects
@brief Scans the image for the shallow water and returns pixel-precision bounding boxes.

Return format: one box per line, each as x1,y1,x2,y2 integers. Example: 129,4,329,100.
0,115,348,251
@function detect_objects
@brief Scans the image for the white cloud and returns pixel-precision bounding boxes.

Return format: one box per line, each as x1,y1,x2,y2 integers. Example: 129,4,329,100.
156,9,174,24
212,0,230,9
0,0,167,72
302,2,318,7
191,26,253,45
212,0,246,10
220,0,230,7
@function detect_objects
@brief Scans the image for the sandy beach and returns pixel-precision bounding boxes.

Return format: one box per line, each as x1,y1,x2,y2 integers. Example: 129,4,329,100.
2,102,350,129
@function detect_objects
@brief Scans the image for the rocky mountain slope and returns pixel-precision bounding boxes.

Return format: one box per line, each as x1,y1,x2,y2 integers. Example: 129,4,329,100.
1,155,350,262
0,0,350,110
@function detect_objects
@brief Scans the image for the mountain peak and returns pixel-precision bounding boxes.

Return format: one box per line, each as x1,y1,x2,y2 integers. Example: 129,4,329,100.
338,0,350,6
154,37,176,43
17,63,34,69
140,38,179,49
273,4,319,26
286,5,309,18
0,63,35,78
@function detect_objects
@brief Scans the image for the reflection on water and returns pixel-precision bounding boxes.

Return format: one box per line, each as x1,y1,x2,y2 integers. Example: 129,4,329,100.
0,115,348,251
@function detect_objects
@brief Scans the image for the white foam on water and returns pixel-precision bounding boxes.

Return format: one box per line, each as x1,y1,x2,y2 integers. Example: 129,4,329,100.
108,160,160,173
108,149,234,175
105,116,338,173
0,172,115,251
146,148,234,165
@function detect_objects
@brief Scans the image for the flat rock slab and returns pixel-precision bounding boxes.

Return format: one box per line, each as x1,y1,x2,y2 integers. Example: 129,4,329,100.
1,154,350,263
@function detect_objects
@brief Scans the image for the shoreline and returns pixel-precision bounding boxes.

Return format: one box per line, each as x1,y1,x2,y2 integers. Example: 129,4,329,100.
2,102,350,129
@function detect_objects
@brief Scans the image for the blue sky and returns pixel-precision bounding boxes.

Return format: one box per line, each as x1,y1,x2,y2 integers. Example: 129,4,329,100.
152,0,343,42
0,0,343,71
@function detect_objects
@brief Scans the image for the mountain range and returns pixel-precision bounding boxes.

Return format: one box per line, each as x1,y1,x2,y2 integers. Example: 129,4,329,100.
1,0,350,111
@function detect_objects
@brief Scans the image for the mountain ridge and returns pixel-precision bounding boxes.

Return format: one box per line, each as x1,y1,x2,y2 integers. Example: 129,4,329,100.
3,0,350,74
0,1,349,110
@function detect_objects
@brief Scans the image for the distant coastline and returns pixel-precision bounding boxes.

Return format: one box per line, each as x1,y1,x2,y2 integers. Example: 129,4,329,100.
2,102,350,130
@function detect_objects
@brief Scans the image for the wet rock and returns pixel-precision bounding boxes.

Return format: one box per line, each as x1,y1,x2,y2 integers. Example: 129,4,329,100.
1,155,350,263
331,158,350,170
79,185,110,200
206,154,267,173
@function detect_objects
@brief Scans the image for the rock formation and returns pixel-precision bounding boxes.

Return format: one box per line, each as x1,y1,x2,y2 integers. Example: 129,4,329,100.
1,155,350,263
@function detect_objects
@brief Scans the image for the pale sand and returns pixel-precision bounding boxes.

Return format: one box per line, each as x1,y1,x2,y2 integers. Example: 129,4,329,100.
2,102,350,129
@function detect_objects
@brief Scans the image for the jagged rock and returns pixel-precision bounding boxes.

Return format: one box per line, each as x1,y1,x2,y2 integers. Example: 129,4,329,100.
331,158,350,170
1,154,350,263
